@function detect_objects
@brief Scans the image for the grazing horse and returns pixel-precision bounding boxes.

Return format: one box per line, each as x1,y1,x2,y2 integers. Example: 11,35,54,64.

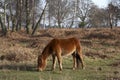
37,37,85,71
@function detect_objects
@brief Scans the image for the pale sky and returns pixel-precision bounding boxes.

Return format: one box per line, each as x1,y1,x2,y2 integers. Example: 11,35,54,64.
92,0,109,8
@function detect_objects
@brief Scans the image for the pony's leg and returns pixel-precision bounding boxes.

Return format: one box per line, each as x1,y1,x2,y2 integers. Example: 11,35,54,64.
72,54,77,70
56,54,62,71
58,56,62,71
55,48,62,71
52,55,57,71
78,51,85,69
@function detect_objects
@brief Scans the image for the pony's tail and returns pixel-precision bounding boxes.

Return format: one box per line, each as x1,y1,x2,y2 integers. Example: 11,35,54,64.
76,53,81,68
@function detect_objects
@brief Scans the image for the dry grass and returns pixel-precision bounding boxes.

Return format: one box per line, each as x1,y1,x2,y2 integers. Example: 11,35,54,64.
0,46,35,62
0,28,120,69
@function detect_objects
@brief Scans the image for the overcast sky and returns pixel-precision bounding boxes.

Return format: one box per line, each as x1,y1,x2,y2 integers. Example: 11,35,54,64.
92,0,109,8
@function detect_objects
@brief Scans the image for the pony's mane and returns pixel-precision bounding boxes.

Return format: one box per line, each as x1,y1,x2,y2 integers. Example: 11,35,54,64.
41,40,54,57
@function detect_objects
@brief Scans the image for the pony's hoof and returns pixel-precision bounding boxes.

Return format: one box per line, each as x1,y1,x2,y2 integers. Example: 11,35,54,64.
82,67,85,70
73,68,76,70
60,69,62,72
38,68,43,72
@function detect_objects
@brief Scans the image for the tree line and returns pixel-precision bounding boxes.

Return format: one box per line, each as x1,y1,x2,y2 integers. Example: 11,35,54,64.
0,0,120,35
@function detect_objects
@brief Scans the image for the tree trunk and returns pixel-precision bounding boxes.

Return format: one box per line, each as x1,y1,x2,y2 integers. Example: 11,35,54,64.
57,1,61,28
48,6,51,28
16,0,19,31
31,3,47,35
57,16,61,28
18,0,23,30
69,16,74,28
3,2,7,32
109,13,113,29
0,16,7,35
9,0,15,32
25,0,30,34
32,0,35,29
6,15,10,30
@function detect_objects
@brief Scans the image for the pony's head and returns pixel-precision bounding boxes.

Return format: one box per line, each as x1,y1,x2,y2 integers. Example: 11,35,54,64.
37,55,47,71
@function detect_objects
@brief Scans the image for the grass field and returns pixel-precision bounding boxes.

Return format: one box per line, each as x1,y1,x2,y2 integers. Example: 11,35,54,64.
0,28,120,80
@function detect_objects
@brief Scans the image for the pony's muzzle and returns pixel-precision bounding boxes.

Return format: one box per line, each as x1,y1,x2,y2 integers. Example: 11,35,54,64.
37,68,43,71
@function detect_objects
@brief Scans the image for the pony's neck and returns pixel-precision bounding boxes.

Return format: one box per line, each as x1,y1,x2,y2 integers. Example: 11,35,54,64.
42,44,51,60
41,53,50,60
42,50,50,60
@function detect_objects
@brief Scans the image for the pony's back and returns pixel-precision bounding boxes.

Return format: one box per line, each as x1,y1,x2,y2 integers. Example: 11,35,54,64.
51,37,81,49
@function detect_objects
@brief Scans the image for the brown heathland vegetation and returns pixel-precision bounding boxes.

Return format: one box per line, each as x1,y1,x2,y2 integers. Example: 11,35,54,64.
0,28,120,70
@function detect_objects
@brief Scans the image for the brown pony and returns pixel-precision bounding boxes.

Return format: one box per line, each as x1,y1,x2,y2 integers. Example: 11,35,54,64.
37,37,85,71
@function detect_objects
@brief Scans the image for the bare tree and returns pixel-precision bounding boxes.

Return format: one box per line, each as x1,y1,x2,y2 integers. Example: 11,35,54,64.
32,3,47,35
89,6,109,27
31,0,35,29
25,0,30,33
0,0,7,35
0,15,7,35
76,0,93,28
48,0,73,28
107,2,120,29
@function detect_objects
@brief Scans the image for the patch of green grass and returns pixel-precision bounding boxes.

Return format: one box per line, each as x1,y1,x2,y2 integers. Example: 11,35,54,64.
0,56,120,80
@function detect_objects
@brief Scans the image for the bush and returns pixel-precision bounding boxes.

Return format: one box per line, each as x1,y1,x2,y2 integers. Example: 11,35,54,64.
1,47,35,62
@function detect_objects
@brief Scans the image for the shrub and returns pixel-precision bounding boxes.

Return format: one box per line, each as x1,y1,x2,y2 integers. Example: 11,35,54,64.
1,47,35,62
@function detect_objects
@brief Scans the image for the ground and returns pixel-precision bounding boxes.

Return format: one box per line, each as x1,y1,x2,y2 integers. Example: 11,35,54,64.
0,28,120,80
